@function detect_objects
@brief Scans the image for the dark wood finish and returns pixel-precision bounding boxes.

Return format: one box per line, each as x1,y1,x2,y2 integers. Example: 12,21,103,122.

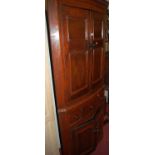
105,5,109,86
62,0,107,13
105,52,109,86
46,0,108,154
90,11,105,88
68,88,105,127
95,105,105,142
72,120,96,155
62,6,91,102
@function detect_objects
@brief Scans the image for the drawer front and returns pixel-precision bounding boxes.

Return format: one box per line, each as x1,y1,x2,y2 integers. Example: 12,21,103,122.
68,89,105,126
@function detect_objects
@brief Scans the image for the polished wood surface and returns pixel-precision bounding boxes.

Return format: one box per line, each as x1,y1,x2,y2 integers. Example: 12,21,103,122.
73,120,96,155
62,0,107,13
62,6,91,101
91,11,105,88
46,0,108,154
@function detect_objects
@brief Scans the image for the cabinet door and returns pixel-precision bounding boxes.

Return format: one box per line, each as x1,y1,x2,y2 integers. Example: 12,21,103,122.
62,6,91,102
72,121,96,155
90,11,105,88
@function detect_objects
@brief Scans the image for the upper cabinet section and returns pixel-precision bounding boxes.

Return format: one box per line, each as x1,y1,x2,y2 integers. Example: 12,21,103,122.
60,5,106,104
47,0,108,107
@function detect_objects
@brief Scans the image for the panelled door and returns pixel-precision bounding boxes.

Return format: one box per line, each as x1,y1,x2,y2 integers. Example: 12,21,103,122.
62,6,105,104
62,6,91,103
90,11,105,88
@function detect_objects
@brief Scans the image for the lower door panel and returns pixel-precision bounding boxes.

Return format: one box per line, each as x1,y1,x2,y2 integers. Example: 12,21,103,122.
72,120,96,155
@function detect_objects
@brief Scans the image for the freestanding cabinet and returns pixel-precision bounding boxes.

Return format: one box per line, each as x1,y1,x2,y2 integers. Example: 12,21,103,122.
46,0,108,154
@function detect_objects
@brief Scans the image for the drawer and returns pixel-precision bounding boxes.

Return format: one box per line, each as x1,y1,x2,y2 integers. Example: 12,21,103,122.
68,89,105,126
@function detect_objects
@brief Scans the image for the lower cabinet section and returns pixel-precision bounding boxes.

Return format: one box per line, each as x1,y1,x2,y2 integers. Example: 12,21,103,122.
71,107,104,155
58,90,106,155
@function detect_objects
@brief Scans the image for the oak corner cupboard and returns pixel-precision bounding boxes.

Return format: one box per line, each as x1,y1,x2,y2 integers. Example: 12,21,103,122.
46,0,108,154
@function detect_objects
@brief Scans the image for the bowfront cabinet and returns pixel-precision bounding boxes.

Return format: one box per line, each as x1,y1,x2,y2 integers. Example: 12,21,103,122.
46,0,108,154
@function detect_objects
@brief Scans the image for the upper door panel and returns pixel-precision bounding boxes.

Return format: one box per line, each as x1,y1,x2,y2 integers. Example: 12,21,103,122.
62,6,91,103
90,11,105,88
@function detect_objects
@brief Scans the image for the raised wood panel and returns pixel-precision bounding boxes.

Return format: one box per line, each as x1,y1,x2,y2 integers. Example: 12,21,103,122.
69,52,89,94
62,6,91,102
92,47,104,84
67,17,88,40
72,121,96,155
94,19,104,39
91,11,105,88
